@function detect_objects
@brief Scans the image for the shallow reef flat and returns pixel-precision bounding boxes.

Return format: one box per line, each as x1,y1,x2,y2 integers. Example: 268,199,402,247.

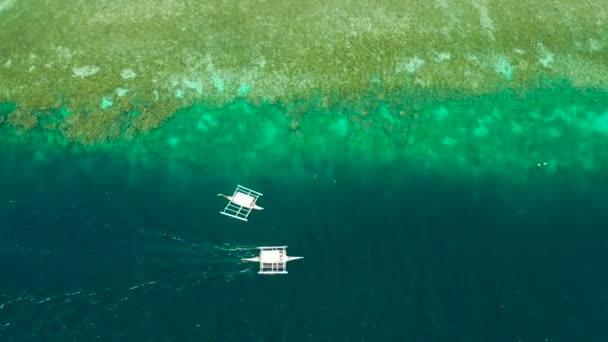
0,0,607,180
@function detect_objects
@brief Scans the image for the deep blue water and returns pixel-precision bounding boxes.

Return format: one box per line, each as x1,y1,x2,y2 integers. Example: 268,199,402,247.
1,149,608,341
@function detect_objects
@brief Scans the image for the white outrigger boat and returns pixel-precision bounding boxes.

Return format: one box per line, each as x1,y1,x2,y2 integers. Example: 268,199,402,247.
217,185,264,221
242,246,303,274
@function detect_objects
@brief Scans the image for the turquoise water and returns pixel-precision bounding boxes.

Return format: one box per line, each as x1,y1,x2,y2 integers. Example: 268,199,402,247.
2,0,608,339
3,82,608,183
1,146,607,341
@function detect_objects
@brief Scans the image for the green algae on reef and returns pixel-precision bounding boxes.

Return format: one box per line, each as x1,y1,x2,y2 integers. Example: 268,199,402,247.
1,0,608,142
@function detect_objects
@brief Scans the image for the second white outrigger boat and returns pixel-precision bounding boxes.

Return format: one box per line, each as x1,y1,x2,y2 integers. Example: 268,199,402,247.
242,246,303,274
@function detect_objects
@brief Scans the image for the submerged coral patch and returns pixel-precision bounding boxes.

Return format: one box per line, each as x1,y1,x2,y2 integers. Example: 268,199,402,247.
494,57,513,81
591,112,608,135
101,96,113,109
0,0,16,13
120,68,137,79
72,66,100,78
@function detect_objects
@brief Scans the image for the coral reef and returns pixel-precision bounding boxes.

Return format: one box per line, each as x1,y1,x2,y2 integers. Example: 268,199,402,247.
0,0,606,143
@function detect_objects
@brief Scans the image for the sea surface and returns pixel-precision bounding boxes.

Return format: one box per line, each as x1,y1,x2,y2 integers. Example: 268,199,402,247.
2,0,608,340
1,147,607,341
